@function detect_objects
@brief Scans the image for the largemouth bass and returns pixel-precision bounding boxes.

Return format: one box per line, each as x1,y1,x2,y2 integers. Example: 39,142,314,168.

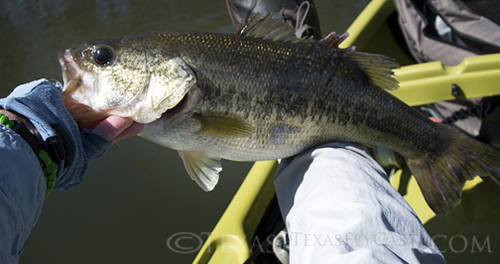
59,15,500,215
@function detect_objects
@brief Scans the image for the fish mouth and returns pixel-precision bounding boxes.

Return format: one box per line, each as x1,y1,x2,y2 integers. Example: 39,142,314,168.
58,49,79,89
57,49,107,122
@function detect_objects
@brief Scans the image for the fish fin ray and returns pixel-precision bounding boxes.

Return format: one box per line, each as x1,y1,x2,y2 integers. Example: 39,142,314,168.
244,14,276,38
236,13,262,34
178,151,222,192
405,124,500,215
347,52,400,91
319,32,350,48
196,116,255,138
235,13,312,43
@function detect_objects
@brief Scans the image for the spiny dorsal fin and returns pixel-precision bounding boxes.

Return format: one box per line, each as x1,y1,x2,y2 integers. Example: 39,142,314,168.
319,32,350,49
234,14,399,90
235,13,312,44
347,52,400,91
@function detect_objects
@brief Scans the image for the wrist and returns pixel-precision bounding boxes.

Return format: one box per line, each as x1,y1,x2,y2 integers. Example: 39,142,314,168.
0,108,41,139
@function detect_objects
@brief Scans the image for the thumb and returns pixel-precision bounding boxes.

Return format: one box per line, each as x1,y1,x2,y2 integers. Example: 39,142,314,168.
91,115,144,142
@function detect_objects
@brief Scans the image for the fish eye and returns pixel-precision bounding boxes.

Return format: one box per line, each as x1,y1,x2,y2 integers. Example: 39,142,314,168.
92,46,114,66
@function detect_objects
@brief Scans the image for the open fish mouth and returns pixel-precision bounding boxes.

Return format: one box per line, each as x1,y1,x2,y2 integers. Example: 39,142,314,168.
58,48,86,101
57,49,107,121
58,49,79,87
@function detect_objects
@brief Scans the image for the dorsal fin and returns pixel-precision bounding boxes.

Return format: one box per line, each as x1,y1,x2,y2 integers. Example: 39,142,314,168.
234,14,399,90
235,13,313,44
319,32,350,49
347,52,400,91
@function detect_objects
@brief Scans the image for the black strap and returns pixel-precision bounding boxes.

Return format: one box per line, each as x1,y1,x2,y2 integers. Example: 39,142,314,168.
12,120,73,168
11,120,44,166
46,123,73,168
1,110,73,168
12,121,44,154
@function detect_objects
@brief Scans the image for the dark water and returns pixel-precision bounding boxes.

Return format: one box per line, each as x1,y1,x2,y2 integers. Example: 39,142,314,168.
0,0,368,263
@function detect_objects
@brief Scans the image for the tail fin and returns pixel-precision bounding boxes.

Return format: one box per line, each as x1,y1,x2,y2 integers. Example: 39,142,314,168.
405,124,500,215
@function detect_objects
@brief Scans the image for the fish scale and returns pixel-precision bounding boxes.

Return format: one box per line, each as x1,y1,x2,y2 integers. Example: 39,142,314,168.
145,30,434,160
59,15,500,215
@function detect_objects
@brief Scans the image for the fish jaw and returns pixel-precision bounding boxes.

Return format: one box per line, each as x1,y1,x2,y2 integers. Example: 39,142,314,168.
59,49,77,87
58,43,197,124
58,49,108,122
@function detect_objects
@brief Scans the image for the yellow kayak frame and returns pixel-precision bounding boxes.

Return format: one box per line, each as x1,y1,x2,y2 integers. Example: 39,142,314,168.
194,0,500,263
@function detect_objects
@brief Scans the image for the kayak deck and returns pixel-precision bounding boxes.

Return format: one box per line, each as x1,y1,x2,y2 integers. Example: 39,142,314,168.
193,0,500,263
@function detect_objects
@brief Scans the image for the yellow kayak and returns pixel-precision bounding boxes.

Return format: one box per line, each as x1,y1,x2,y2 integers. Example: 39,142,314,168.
193,0,500,263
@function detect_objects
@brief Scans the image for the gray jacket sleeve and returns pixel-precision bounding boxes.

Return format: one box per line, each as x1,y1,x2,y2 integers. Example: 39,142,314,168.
274,143,446,263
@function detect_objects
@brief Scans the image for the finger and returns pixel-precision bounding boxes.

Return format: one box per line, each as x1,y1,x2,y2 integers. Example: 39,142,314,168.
91,116,134,141
113,122,144,142
77,119,105,130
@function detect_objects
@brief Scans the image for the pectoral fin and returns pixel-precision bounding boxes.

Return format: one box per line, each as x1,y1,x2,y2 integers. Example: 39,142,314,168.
178,150,222,192
195,116,254,138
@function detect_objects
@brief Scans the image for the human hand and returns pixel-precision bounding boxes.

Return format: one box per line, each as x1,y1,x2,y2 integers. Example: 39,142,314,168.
78,116,144,143
0,79,144,190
